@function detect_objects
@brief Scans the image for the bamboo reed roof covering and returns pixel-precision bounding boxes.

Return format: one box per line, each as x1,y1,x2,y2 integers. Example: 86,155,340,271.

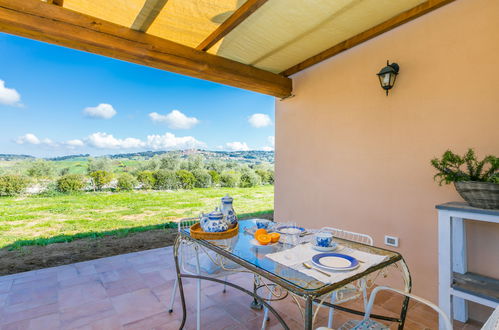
0,0,455,97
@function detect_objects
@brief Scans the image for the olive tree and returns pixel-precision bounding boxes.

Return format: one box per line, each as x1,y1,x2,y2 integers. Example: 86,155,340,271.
89,170,113,191
56,174,86,193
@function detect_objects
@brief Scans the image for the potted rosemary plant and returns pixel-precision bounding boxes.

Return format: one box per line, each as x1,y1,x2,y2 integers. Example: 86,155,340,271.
431,149,498,209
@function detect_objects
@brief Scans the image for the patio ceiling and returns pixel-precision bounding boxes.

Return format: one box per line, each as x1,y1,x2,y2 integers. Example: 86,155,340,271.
0,0,454,98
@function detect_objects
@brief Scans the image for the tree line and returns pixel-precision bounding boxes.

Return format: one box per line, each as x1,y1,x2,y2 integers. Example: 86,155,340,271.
0,154,274,196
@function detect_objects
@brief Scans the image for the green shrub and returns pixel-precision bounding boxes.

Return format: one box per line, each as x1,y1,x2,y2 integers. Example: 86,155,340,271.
255,169,274,184
268,170,275,184
192,169,212,188
0,175,30,196
208,170,220,185
206,160,226,173
87,157,113,174
220,171,240,188
159,153,181,171
59,167,70,176
240,170,262,188
153,169,180,190
56,174,85,193
117,173,137,191
137,171,155,189
184,155,205,171
26,160,53,178
176,170,196,189
89,170,113,191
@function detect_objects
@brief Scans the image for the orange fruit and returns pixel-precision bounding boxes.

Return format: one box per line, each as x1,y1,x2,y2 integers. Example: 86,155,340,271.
254,228,267,239
256,234,271,245
269,232,281,243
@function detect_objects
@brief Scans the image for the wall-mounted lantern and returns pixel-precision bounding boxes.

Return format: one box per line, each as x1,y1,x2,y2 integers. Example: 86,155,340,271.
377,61,399,95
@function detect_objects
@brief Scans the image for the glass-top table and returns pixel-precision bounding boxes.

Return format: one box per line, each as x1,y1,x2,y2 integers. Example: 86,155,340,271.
173,219,411,329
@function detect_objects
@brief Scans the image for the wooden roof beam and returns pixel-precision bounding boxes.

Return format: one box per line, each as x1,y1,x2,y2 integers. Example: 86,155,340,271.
46,0,63,6
0,0,292,98
131,0,169,33
281,0,457,77
196,0,268,52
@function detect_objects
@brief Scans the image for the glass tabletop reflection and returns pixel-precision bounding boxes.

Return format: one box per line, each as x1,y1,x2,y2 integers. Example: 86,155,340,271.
181,219,401,294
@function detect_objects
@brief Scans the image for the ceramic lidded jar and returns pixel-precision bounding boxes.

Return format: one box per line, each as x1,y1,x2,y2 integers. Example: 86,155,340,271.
220,194,237,228
201,208,229,232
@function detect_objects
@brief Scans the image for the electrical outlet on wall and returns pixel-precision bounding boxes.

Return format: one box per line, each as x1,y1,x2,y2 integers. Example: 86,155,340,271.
384,235,399,247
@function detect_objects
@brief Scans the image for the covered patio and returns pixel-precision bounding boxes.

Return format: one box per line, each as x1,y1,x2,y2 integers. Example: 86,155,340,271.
0,0,498,329
0,247,482,329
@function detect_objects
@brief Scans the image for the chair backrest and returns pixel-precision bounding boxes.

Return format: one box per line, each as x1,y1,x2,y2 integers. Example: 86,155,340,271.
177,217,200,232
364,286,453,330
320,227,374,246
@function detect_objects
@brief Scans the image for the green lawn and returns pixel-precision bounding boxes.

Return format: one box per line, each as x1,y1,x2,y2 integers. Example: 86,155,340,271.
0,185,274,249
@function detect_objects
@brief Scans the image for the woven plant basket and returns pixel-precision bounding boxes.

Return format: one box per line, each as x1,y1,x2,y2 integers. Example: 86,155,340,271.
454,181,499,209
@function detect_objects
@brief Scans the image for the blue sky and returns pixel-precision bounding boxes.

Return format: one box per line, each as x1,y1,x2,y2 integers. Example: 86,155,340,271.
0,33,275,157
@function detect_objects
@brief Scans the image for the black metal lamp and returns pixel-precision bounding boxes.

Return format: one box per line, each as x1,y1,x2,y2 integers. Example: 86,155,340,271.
377,61,399,95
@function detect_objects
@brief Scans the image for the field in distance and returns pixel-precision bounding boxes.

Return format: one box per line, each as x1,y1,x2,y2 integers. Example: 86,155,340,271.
0,185,274,249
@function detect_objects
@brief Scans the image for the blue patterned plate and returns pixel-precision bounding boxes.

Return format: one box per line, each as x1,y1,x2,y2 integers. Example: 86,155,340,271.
311,253,359,271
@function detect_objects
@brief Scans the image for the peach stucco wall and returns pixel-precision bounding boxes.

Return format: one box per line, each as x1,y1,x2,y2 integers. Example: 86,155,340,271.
275,0,499,306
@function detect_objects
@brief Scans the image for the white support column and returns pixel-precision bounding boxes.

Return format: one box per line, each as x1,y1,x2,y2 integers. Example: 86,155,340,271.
451,217,468,322
438,211,453,330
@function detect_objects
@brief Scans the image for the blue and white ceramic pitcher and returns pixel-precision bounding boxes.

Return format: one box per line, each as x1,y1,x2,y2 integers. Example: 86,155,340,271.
200,208,229,232
220,194,237,228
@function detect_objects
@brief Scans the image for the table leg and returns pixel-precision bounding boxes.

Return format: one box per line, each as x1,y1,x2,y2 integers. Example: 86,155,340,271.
438,211,453,330
304,296,313,330
397,259,412,329
174,236,187,329
451,217,469,322
251,274,263,310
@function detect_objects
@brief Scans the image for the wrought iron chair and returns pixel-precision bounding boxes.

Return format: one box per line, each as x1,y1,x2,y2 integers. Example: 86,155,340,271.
261,227,374,330
337,286,453,330
168,217,240,330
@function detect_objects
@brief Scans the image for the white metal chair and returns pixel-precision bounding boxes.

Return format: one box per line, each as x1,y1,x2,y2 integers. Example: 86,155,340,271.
169,217,240,330
320,227,374,329
337,286,453,330
261,227,374,330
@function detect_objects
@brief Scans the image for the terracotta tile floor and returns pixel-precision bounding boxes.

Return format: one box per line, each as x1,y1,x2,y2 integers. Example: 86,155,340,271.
0,247,484,329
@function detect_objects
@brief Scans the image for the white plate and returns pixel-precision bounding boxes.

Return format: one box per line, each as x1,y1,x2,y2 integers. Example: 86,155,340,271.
311,253,360,271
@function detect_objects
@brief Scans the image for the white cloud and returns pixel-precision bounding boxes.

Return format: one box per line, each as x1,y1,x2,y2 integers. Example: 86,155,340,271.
65,139,85,148
15,134,56,146
248,113,272,128
0,80,21,106
146,133,206,150
226,141,250,151
85,132,205,150
14,132,206,151
149,110,199,129
83,103,117,119
15,133,40,145
86,132,145,149
261,136,275,151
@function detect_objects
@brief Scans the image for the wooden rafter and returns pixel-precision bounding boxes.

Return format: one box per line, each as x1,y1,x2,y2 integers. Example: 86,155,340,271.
0,0,292,98
281,0,456,76
196,0,268,52
131,0,168,32
46,0,63,6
